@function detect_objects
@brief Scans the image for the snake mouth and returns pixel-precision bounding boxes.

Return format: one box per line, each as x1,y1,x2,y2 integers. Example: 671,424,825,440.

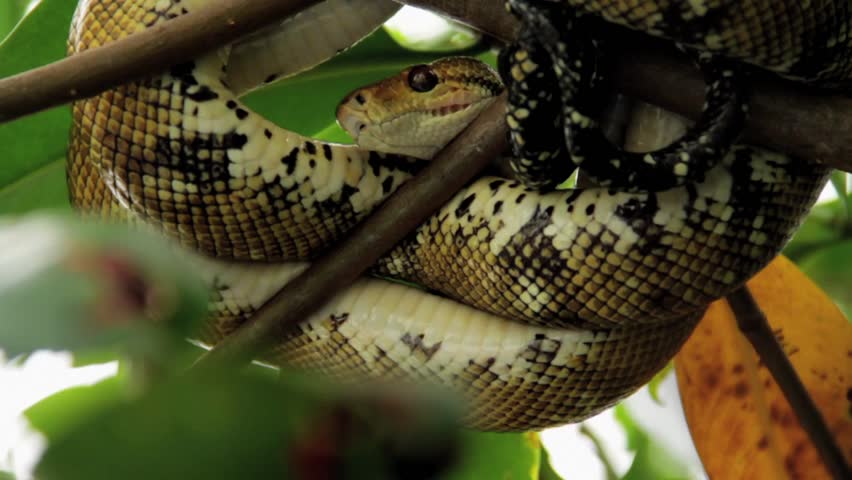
350,95,497,158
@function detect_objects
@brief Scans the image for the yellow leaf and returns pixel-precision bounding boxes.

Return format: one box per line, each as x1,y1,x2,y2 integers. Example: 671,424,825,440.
675,256,852,479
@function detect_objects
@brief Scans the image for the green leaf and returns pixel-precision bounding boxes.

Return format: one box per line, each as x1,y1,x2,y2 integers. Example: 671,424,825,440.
445,432,541,480
783,196,850,261
647,362,673,405
0,470,16,480
0,0,77,212
26,372,125,442
0,159,70,215
797,240,852,318
615,405,690,480
35,372,316,480
830,171,848,212
538,444,566,480
0,216,207,357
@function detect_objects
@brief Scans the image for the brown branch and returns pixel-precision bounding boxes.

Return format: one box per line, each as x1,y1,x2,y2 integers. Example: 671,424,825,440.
193,93,509,368
727,288,851,480
0,0,322,123
403,0,852,172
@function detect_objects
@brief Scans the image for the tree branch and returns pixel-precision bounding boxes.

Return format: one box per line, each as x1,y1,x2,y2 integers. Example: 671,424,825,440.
193,94,509,368
727,288,851,480
0,0,322,122
403,0,852,172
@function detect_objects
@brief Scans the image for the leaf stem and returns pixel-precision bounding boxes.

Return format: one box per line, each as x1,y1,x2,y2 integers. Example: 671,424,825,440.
727,287,851,480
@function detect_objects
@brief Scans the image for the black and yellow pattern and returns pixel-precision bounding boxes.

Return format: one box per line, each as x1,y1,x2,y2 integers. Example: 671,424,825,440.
67,0,839,430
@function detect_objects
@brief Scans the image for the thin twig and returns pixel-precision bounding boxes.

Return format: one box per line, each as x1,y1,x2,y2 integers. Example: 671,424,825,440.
403,0,852,171
727,287,851,480
0,0,322,122
193,94,509,368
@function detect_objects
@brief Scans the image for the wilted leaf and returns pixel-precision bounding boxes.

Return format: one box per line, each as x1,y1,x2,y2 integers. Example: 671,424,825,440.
676,256,852,479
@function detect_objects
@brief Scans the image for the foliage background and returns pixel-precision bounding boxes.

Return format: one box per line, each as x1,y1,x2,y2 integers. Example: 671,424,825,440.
0,1,848,479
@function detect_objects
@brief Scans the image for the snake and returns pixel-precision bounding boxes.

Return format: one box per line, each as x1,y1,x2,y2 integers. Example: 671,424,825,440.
66,0,840,431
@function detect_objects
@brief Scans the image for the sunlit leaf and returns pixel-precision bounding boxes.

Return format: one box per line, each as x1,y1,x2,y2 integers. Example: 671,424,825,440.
676,256,852,479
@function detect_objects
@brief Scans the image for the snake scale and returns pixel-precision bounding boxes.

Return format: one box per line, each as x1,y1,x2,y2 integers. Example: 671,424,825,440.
67,0,843,430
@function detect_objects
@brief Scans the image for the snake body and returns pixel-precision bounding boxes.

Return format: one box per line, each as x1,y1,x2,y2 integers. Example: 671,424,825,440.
68,0,838,430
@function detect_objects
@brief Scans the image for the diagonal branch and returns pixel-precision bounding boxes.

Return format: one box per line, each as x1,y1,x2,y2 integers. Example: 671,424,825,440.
193,93,508,368
0,0,322,122
728,288,851,480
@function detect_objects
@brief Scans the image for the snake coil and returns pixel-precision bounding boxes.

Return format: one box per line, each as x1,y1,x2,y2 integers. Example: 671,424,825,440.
67,0,842,430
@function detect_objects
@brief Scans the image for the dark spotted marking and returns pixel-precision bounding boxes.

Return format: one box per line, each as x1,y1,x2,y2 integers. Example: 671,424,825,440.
264,74,279,84
225,100,237,109
322,144,333,160
235,108,249,120
455,193,477,218
585,204,595,216
381,176,395,194
401,333,442,361
309,159,316,168
488,179,506,191
185,85,218,102
280,147,299,175
264,129,272,139
355,94,366,105
330,313,349,329
516,193,527,204
492,200,504,215
222,132,247,150
304,142,317,155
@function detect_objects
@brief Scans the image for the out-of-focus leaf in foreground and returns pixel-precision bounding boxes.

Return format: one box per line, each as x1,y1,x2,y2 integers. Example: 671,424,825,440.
615,405,691,480
0,215,207,357
676,256,852,479
445,431,541,480
35,371,463,480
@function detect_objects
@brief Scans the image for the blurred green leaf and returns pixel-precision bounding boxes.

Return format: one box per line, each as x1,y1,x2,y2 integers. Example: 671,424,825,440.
0,0,76,212
384,19,481,52
0,159,70,215
0,470,16,480
615,406,690,480
647,362,673,405
784,195,851,261
797,240,852,318
538,444,565,480
0,216,207,357
829,171,849,218
445,431,540,480
26,371,125,442
36,372,315,480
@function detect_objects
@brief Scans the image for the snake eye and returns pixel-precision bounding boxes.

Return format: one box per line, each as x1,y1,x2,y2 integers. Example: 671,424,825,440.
407,65,438,93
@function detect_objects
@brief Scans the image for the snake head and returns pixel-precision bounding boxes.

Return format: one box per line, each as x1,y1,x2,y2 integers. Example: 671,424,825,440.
336,57,503,159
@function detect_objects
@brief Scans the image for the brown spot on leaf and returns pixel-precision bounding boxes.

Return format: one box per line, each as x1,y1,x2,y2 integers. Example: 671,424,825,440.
733,381,749,398
756,435,769,450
